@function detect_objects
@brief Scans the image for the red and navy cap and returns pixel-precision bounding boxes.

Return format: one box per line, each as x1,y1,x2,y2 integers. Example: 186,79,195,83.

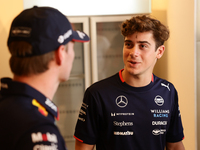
7,6,90,57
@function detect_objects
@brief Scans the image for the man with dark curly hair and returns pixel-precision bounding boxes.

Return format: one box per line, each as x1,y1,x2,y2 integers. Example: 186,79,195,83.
74,15,185,150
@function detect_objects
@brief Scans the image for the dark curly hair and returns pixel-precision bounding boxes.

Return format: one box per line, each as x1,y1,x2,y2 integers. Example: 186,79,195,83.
121,15,169,49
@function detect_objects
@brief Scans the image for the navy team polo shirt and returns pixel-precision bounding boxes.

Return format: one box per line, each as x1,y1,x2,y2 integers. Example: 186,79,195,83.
74,69,184,150
0,78,67,150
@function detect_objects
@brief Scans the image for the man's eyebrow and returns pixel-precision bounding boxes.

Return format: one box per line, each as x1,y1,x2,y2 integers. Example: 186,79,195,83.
124,40,132,42
124,40,151,46
138,41,151,45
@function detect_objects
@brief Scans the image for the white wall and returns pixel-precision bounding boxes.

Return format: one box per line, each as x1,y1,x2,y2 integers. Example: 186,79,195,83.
23,0,151,16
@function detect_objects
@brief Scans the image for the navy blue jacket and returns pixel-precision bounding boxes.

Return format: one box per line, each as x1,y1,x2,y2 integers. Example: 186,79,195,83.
0,78,67,150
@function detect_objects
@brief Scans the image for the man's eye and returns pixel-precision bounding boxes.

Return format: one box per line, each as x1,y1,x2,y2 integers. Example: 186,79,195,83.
125,43,129,46
140,44,147,48
125,43,132,47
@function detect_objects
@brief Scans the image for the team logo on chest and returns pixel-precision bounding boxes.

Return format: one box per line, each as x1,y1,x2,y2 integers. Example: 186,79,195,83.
116,95,128,108
154,95,164,106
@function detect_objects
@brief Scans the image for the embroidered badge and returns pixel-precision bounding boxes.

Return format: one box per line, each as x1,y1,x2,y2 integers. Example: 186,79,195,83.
32,99,48,117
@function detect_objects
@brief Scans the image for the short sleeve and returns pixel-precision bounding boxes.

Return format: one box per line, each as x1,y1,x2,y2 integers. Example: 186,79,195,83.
74,88,102,145
166,89,184,142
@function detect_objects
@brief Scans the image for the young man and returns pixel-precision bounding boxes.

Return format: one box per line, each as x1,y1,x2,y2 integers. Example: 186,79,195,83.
74,15,185,150
0,6,89,150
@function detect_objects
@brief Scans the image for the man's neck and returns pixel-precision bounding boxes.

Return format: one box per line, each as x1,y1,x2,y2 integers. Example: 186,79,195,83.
13,71,59,100
121,70,152,87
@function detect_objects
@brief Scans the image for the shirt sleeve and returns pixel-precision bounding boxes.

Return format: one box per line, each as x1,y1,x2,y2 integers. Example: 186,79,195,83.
74,88,102,145
166,88,184,143
16,124,67,150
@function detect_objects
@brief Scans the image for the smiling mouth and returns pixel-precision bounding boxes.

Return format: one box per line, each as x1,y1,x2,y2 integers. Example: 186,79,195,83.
131,62,137,64
128,60,140,66
129,61,138,64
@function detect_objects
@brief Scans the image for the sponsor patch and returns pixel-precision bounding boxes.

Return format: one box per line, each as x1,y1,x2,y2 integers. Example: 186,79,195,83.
111,112,134,116
11,27,31,37
33,143,58,150
114,131,134,136
113,121,133,127
152,121,167,125
31,132,58,143
152,129,166,135
32,99,48,117
161,83,170,91
77,31,86,39
78,102,88,122
150,109,169,113
45,98,57,112
78,117,85,122
57,29,72,44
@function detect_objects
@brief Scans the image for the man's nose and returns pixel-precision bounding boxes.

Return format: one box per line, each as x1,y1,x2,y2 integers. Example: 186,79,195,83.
129,46,139,57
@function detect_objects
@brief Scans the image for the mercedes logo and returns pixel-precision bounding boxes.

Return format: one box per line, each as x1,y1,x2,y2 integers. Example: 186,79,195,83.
116,95,128,108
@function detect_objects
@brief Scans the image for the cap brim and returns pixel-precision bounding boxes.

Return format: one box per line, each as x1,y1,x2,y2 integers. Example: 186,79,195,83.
72,30,90,43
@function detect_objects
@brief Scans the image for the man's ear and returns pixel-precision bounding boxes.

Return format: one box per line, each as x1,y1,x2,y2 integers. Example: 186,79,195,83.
55,45,66,66
156,45,165,59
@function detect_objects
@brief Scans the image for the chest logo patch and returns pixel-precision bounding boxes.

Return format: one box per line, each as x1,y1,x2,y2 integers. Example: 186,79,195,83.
116,95,128,108
154,95,164,106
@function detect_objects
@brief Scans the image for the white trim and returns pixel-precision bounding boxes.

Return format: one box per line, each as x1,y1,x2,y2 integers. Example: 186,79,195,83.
23,0,151,16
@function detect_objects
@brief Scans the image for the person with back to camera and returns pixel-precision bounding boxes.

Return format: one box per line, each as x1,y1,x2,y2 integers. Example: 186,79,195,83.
0,6,89,150
74,15,185,150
